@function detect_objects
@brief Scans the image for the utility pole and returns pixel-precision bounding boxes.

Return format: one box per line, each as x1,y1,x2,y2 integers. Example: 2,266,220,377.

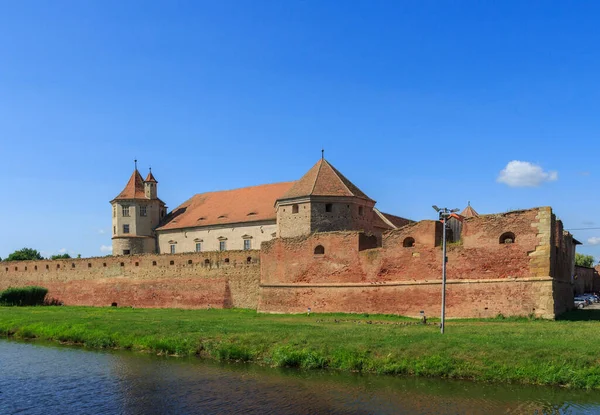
432,206,459,334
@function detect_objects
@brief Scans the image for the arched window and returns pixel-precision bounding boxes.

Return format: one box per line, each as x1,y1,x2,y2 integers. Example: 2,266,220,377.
247,256,252,264
499,232,516,244
403,237,415,247
292,204,299,214
314,245,325,255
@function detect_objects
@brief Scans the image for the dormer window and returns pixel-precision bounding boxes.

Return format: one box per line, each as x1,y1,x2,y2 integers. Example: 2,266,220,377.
247,212,257,216
218,215,227,219
122,206,130,217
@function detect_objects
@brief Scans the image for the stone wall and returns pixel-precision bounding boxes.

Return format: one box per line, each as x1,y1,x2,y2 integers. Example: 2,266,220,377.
259,207,574,319
574,266,599,295
0,251,260,309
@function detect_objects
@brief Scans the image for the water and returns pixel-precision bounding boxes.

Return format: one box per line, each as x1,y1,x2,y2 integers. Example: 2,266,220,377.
1,340,599,415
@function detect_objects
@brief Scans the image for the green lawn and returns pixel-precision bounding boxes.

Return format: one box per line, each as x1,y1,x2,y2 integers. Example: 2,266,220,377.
1,306,599,389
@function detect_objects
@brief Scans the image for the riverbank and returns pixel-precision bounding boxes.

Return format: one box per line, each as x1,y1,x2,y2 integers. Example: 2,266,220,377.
1,307,599,389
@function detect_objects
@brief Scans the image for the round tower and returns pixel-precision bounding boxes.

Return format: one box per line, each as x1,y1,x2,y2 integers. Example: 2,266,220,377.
110,161,166,255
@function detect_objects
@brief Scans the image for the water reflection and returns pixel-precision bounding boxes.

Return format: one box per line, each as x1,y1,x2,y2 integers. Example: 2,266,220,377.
1,339,599,415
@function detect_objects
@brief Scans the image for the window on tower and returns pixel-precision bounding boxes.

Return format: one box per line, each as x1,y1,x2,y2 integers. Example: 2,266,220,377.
123,224,130,234
195,243,202,252
244,239,251,250
140,206,147,217
170,244,176,254
220,241,227,251
113,206,116,217
122,206,130,217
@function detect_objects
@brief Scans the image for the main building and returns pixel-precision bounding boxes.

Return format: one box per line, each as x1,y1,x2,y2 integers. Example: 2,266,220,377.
110,157,412,256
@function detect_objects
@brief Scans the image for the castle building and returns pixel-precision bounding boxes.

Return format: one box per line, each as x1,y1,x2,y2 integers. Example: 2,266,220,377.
111,157,411,256
110,165,167,255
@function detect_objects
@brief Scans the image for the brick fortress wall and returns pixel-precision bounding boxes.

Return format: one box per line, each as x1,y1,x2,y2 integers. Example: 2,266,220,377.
0,251,260,309
259,207,575,319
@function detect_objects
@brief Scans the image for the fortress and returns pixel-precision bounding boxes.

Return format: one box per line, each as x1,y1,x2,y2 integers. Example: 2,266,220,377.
0,157,580,318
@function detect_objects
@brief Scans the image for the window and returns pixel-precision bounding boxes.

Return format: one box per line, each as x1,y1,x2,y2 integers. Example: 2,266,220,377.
140,206,147,217
220,241,226,251
170,244,176,254
292,204,299,214
123,250,130,255
195,242,202,252
358,206,364,216
403,237,415,247
499,232,516,244
314,245,325,255
123,224,130,234
113,206,116,217
244,239,251,250
122,205,130,217
113,226,116,235
224,258,230,264
325,203,332,212
247,256,252,264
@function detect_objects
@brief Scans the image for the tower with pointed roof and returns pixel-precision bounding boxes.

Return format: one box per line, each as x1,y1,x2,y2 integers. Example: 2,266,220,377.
275,158,378,238
110,162,166,255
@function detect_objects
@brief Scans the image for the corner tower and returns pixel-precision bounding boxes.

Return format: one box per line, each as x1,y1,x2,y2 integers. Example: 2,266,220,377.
275,157,376,238
110,162,167,255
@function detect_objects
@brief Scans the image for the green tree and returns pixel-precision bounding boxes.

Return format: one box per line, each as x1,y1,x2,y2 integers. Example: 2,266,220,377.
5,248,44,261
575,253,595,268
50,253,71,260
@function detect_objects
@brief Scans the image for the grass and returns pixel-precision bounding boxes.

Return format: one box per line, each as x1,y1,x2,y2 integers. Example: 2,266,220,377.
0,306,599,389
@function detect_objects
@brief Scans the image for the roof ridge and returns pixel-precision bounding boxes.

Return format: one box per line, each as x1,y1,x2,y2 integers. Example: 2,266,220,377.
309,160,322,195
192,181,297,197
324,159,354,196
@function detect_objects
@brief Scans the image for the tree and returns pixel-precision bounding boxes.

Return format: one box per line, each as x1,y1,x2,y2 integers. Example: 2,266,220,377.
575,253,595,268
50,253,71,260
5,248,43,261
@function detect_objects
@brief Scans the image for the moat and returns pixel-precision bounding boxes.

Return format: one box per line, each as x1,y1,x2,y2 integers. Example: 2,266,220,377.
2,340,600,415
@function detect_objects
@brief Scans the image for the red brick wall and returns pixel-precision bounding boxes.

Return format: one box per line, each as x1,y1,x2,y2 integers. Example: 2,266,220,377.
0,251,260,309
259,207,569,318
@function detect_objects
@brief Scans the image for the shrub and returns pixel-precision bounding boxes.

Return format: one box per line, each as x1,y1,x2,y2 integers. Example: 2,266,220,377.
0,286,48,306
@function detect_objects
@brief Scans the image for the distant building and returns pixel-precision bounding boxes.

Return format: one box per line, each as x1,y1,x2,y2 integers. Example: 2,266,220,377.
110,157,412,255
446,202,479,242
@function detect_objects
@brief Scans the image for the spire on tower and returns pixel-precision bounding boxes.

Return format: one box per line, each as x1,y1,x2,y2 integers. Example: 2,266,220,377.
321,148,324,159
134,159,138,170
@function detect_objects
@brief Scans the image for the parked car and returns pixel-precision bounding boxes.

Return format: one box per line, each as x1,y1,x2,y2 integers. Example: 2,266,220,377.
574,296,589,308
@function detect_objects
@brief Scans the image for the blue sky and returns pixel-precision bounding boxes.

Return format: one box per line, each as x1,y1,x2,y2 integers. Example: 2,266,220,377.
2,1,600,259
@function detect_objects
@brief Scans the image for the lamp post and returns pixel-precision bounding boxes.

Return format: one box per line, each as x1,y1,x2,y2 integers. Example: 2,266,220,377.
432,205,459,334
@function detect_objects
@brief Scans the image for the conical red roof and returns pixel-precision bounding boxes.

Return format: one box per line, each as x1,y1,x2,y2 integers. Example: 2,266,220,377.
145,170,157,183
460,203,479,218
113,170,146,200
279,158,373,201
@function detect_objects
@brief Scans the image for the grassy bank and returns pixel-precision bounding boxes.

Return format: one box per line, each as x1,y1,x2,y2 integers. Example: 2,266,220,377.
1,307,599,389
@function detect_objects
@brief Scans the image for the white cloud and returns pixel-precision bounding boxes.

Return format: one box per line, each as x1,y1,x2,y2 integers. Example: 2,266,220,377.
100,245,113,253
497,161,558,187
587,237,600,246
58,248,67,253
98,229,105,234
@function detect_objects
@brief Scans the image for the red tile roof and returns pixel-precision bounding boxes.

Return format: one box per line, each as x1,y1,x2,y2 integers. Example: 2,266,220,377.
145,170,157,183
279,158,373,201
460,203,479,218
112,170,147,200
380,212,413,228
156,182,296,231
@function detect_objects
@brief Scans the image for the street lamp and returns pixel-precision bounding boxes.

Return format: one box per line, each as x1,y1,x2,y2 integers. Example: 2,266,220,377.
432,205,459,334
